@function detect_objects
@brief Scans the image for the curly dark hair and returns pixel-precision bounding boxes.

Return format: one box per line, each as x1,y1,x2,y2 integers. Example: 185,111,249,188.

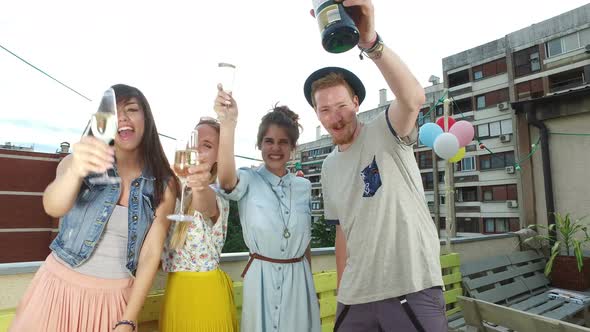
256,104,302,149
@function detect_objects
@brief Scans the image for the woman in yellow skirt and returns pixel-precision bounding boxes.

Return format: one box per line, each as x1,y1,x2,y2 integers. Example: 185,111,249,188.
160,118,237,331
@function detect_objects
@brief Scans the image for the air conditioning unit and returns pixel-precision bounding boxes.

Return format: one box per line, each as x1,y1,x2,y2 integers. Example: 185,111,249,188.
585,44,590,54
500,134,512,143
498,101,509,111
505,166,515,174
507,200,519,208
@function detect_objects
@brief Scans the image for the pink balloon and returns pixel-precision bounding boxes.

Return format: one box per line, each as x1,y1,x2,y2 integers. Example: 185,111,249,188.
449,120,475,147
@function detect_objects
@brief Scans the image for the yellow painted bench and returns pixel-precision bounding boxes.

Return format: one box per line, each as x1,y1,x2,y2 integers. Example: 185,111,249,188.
0,253,462,332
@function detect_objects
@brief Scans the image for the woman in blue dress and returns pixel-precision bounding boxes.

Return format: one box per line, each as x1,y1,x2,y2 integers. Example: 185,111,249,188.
214,84,321,332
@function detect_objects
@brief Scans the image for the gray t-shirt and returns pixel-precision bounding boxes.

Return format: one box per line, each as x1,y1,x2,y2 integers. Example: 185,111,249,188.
54,205,130,279
321,110,443,305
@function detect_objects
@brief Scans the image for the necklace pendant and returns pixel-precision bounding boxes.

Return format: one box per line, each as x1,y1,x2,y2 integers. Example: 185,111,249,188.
283,228,291,239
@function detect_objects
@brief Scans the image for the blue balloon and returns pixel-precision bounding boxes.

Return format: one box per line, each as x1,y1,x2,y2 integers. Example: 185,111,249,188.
419,123,443,148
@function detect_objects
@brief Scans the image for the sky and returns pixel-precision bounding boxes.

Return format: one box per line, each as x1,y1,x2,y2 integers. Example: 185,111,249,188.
1,0,589,167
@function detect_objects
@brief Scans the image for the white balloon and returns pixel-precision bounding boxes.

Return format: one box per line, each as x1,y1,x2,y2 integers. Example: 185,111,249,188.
434,133,460,160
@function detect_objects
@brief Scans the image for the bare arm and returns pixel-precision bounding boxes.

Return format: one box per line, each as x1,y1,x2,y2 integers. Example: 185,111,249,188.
187,163,219,222
214,85,239,192
43,137,114,217
305,244,312,267
191,186,219,222
335,225,347,289
377,48,425,137
117,182,175,330
341,0,425,137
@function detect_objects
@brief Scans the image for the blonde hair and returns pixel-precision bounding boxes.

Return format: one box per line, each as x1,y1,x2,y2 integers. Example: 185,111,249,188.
168,119,220,250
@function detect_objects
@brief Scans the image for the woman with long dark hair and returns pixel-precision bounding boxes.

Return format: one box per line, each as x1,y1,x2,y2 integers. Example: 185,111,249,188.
9,84,177,332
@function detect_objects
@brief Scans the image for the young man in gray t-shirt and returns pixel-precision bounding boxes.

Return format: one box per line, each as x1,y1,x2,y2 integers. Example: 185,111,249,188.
303,1,446,331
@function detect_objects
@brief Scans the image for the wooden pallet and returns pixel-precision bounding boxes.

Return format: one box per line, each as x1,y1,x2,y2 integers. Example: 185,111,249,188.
459,296,590,332
450,251,590,331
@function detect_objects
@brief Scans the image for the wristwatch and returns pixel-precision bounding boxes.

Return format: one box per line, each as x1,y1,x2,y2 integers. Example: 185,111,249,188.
358,33,384,60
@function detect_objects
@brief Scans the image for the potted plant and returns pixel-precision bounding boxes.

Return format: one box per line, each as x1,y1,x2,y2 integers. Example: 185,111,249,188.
524,213,590,291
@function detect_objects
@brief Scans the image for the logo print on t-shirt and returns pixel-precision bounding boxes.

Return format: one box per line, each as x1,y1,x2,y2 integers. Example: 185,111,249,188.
360,156,382,197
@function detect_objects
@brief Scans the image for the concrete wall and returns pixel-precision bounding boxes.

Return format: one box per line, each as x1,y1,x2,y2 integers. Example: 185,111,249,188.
443,39,506,72
507,5,590,50
443,4,590,72
541,113,590,223
0,234,520,310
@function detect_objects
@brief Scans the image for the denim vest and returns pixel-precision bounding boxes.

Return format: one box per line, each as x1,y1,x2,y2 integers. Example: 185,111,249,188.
50,167,157,276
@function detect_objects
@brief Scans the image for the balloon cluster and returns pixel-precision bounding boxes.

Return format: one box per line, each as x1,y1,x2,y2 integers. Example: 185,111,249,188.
419,117,475,163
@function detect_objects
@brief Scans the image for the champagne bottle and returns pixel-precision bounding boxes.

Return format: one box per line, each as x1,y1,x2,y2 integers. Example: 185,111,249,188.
313,0,359,53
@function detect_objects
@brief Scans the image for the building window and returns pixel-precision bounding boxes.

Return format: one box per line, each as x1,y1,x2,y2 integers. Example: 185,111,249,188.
501,119,513,134
546,29,589,58
549,67,587,93
478,120,513,139
438,171,445,183
440,194,446,205
421,172,434,190
309,176,320,183
516,78,544,100
478,124,489,138
483,188,493,201
458,187,478,202
457,218,480,233
472,58,507,81
530,52,541,72
436,105,444,116
489,122,501,136
476,96,486,109
485,219,495,233
481,184,517,201
483,218,510,234
418,152,433,169
452,98,473,114
547,39,563,57
475,88,509,110
460,156,476,172
481,152,511,170
514,46,541,77
448,69,470,87
418,108,432,126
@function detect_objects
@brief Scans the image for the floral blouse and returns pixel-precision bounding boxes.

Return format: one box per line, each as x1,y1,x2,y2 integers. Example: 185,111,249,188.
161,194,229,272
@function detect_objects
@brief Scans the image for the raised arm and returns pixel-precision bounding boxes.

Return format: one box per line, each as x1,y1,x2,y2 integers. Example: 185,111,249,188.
342,0,425,137
187,162,219,222
214,84,240,192
43,136,114,217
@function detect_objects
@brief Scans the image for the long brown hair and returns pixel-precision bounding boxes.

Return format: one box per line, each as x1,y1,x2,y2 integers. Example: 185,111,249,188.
169,118,220,249
111,84,177,207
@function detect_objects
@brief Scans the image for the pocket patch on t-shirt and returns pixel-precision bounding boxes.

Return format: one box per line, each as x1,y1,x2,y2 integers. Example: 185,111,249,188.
361,156,382,197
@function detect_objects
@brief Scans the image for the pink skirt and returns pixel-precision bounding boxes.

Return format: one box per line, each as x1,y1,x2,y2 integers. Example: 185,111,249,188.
9,254,134,332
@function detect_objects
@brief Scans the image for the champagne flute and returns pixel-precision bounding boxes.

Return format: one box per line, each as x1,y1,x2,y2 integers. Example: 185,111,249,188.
217,62,236,94
88,88,120,185
168,130,199,222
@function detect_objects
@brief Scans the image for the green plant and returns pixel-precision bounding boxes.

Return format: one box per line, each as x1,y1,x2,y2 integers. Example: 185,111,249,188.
524,213,589,276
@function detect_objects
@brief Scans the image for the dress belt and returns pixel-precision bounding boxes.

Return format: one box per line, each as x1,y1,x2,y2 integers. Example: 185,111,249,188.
241,253,305,278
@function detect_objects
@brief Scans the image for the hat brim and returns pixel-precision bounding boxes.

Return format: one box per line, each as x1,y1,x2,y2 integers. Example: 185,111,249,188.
303,67,365,107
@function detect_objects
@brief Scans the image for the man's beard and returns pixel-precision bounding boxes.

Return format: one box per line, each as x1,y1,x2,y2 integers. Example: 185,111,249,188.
330,122,356,145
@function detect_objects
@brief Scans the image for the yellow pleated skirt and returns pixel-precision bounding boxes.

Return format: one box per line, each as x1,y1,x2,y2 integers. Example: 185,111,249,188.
159,269,238,332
